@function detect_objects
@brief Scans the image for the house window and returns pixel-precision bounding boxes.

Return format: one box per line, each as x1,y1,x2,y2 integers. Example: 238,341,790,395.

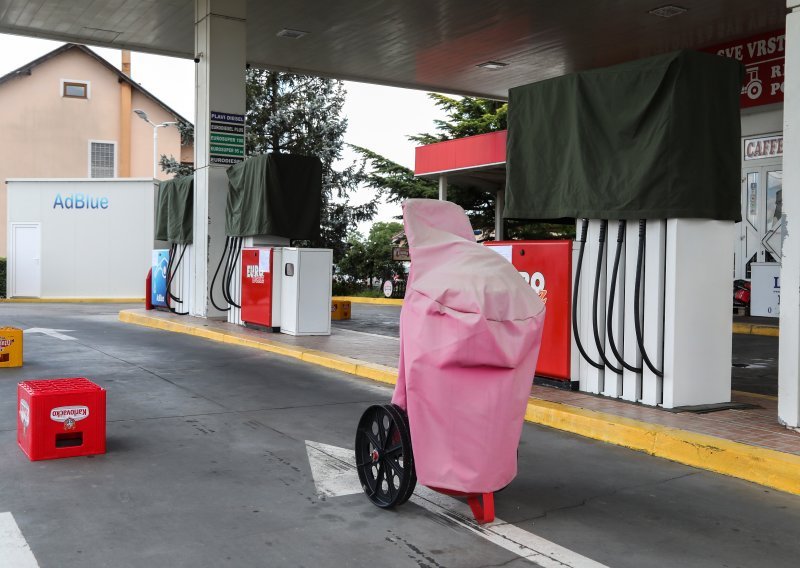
90,142,115,178
63,81,88,98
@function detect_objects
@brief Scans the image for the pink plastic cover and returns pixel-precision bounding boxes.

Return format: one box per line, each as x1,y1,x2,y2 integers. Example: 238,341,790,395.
392,199,546,493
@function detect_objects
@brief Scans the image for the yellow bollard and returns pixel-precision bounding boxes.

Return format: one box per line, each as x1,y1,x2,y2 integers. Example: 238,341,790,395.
0,327,23,367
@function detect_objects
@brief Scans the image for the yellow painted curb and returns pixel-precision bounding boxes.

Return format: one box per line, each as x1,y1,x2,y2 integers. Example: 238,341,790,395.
525,399,800,496
119,309,800,497
118,310,398,384
732,322,779,337
731,390,778,401
333,296,404,306
2,298,143,303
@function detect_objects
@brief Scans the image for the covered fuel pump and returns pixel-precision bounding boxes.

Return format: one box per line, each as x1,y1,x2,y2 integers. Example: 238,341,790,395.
505,50,743,408
213,153,327,334
153,175,193,315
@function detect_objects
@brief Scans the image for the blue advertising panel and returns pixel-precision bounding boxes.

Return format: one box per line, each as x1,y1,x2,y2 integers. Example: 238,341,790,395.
151,249,169,308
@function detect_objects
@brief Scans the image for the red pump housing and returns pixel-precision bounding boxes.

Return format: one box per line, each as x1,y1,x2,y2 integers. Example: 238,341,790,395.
484,240,572,382
241,248,275,328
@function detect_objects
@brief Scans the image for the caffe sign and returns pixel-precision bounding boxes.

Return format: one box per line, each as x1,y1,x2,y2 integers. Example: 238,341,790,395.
744,135,783,161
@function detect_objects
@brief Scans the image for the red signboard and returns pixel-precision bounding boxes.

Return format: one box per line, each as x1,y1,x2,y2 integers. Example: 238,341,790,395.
703,29,785,108
484,240,572,381
414,130,507,176
241,248,274,328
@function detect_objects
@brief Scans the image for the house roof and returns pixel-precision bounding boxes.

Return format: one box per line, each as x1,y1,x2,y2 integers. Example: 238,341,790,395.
0,43,191,126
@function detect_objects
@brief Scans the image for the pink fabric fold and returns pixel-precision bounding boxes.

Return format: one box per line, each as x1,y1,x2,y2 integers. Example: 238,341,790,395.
392,199,546,493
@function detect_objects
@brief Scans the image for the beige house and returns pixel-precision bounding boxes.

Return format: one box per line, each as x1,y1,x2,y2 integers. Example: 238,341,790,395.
0,43,193,255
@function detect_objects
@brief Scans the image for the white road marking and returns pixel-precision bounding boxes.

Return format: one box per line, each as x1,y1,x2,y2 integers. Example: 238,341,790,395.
305,440,610,568
333,328,400,341
23,328,77,341
0,512,40,568
305,441,363,498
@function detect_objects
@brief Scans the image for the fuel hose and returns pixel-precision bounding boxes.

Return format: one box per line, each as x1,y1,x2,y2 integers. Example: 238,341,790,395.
166,243,189,315
225,237,243,309
634,220,664,378
572,219,604,370
606,221,642,373
209,236,231,312
591,220,622,374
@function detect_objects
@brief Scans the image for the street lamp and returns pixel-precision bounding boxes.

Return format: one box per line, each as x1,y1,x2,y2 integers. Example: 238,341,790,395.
133,109,177,178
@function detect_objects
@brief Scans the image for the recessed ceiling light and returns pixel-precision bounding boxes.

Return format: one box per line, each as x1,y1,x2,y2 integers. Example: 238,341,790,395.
277,28,308,39
648,5,687,18
477,61,508,70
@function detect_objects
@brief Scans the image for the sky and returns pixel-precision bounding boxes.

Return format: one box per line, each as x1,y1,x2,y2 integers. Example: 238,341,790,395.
0,33,450,234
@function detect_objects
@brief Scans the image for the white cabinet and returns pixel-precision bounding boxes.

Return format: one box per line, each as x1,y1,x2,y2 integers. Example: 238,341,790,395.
280,248,333,336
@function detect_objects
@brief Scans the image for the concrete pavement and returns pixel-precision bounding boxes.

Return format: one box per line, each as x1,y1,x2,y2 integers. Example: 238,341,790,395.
3,303,800,567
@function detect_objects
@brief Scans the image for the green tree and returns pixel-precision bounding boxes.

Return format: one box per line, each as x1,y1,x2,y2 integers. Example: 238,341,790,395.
364,221,404,283
159,120,195,177
353,94,573,240
409,94,507,145
245,69,374,260
336,233,369,286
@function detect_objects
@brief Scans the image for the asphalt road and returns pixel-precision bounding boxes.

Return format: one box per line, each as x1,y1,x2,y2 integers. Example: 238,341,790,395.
336,303,780,397
0,303,798,567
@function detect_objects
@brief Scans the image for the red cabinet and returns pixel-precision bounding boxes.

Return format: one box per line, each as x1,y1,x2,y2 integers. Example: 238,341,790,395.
241,248,274,328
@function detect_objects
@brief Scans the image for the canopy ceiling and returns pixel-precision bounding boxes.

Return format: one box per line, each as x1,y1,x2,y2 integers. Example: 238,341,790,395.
0,0,786,98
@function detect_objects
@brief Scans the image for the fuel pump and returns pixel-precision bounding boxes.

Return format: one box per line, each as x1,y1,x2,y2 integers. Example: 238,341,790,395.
213,153,326,333
505,50,743,408
152,175,193,315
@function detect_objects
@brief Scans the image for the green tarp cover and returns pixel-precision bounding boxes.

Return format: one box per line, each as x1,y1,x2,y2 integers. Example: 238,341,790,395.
505,50,744,222
225,153,322,239
155,175,194,244
154,179,170,241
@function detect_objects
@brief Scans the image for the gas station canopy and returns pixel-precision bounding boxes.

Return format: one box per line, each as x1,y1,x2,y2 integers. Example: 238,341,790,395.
0,0,786,98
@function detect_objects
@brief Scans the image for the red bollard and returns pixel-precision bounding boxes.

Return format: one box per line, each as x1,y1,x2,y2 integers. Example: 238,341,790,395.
145,268,153,310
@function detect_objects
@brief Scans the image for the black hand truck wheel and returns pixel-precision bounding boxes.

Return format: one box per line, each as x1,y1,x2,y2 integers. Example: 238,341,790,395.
355,404,416,508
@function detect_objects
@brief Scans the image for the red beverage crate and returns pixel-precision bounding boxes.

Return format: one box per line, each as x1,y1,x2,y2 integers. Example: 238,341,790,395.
17,378,106,461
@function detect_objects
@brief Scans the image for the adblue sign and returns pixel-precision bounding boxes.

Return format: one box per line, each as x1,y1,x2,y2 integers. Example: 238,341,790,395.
53,193,109,210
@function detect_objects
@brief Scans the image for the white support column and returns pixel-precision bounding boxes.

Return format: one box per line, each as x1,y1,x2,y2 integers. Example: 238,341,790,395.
495,189,505,240
779,2,800,428
191,0,246,318
439,175,448,200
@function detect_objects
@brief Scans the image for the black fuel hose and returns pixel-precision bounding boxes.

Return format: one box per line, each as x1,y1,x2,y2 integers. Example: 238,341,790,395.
167,243,183,303
591,220,622,375
225,237,243,309
634,220,664,378
164,243,176,309
607,221,643,373
166,244,189,315
209,236,231,312
221,236,237,306
572,219,604,370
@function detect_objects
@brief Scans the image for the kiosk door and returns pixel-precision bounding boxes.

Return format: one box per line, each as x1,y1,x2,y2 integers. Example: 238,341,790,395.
738,163,782,278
